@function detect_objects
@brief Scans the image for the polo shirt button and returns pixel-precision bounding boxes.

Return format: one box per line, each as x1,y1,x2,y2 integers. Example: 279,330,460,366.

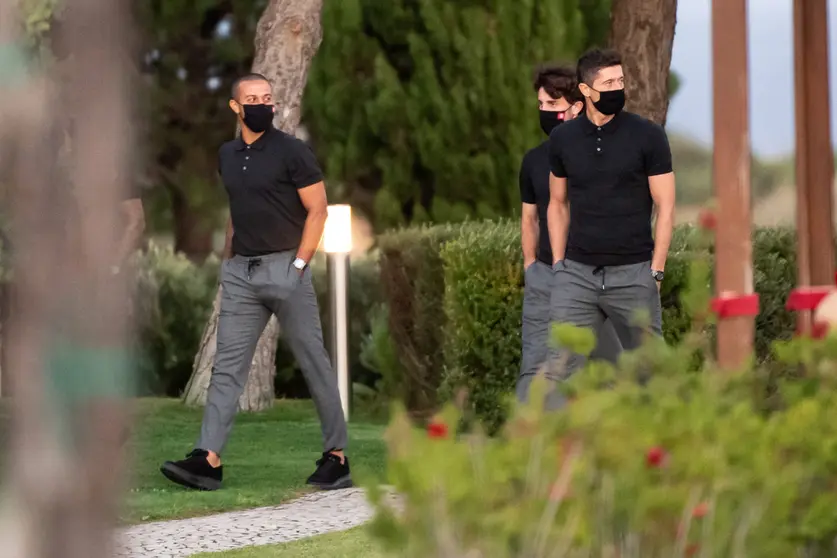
245,156,250,160
243,166,247,170
596,147,601,152
246,146,250,149
597,137,601,142
597,127,601,131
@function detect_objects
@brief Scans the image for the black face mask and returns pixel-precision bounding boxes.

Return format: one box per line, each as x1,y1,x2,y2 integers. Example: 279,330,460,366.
591,88,625,116
240,103,274,133
539,109,569,136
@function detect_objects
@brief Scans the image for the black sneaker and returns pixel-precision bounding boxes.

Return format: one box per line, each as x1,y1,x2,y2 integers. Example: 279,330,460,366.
160,449,223,491
306,452,353,490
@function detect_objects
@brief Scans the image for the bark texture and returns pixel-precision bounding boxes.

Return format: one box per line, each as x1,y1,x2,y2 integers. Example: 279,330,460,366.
183,0,324,412
609,0,678,125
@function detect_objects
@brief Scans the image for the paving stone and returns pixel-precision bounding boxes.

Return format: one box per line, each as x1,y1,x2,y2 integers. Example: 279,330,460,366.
113,488,401,558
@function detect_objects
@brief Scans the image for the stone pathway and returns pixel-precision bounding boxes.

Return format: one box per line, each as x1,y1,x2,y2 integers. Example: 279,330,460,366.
114,488,398,558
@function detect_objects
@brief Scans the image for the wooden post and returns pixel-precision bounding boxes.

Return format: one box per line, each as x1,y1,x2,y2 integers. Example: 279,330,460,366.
794,0,834,333
712,0,754,367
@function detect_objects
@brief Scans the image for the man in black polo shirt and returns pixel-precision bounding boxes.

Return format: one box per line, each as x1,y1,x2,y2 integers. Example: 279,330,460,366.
161,73,351,491
546,49,675,409
516,64,622,404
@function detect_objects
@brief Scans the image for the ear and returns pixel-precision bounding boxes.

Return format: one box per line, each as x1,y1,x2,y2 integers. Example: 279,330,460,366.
571,101,584,116
229,99,240,115
578,82,593,99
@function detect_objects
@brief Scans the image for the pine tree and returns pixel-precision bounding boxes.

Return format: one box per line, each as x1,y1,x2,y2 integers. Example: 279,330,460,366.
305,0,604,229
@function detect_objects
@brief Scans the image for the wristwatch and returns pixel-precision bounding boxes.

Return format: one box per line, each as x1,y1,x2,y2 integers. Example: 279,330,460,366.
651,269,665,282
292,257,307,271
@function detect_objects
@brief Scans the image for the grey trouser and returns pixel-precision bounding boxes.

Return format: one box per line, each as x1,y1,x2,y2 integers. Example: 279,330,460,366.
516,261,623,403
544,259,662,410
197,251,348,455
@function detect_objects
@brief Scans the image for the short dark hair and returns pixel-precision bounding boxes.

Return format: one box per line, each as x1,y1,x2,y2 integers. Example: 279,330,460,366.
576,48,623,86
532,64,584,105
231,73,271,99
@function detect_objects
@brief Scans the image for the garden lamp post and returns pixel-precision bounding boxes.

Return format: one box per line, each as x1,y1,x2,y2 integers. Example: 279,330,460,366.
323,204,352,421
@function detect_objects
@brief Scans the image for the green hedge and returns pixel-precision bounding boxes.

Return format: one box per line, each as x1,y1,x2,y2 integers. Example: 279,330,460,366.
378,221,800,426
377,223,474,416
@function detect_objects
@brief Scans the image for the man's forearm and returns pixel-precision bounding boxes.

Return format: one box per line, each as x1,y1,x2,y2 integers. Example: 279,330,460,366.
651,207,675,270
521,217,538,266
547,201,569,263
295,207,328,263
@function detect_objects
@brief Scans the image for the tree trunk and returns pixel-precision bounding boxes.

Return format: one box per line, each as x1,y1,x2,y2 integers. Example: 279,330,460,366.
182,0,324,412
609,0,678,125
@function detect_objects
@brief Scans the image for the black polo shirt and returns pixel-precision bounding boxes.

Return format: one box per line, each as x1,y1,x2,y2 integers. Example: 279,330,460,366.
548,111,672,267
519,140,552,265
218,127,324,257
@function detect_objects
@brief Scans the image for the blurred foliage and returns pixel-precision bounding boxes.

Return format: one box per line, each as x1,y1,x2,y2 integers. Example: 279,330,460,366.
17,0,59,57
371,330,837,557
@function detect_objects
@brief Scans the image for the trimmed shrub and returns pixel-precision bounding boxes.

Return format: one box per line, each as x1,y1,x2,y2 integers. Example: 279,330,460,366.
439,220,523,430
376,221,803,430
437,223,800,430
378,222,471,417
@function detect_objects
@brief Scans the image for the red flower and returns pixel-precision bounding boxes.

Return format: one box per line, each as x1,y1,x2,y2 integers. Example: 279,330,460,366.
697,208,717,231
692,501,709,518
427,421,448,439
686,543,700,556
645,446,667,468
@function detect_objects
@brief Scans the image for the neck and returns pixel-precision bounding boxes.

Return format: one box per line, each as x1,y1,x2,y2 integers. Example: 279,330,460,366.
585,106,615,127
240,125,265,145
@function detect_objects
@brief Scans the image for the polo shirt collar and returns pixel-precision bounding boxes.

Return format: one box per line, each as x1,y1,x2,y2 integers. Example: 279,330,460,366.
579,112,623,135
234,127,275,151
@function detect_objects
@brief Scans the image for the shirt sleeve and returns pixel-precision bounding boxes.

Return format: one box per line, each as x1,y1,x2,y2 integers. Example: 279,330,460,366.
288,140,325,188
519,154,536,204
644,123,673,176
548,129,567,178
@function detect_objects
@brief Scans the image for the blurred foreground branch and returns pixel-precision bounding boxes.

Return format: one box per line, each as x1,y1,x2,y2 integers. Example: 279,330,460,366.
0,0,136,556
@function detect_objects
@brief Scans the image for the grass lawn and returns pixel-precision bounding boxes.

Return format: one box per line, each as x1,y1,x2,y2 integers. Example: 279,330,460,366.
123,398,386,524
192,528,385,558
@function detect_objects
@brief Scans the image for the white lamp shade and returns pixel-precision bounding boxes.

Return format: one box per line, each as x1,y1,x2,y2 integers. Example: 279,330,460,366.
323,204,353,253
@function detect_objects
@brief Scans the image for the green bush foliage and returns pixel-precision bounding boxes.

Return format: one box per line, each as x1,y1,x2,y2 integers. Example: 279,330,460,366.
377,221,801,429
134,244,220,395
438,220,523,430
369,252,837,557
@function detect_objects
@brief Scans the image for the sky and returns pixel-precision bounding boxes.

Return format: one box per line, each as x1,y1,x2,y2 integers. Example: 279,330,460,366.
667,0,837,158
